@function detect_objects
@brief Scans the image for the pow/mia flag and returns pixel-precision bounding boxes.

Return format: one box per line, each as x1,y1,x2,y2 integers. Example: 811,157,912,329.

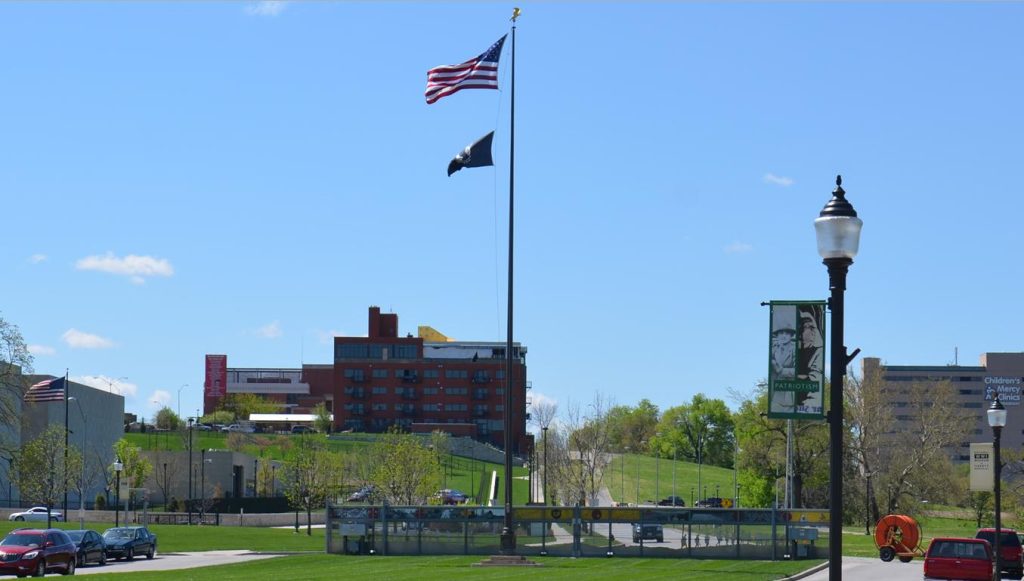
447,131,494,176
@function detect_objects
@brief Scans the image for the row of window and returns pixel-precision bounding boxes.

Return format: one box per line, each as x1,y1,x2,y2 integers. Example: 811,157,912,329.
343,403,503,413
343,367,505,380
336,344,419,360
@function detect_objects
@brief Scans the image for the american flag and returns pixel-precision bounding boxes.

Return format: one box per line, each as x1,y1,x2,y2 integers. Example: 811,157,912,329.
425,35,506,105
24,377,66,403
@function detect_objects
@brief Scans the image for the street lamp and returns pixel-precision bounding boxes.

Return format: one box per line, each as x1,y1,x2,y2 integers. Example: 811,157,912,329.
187,417,194,524
112,458,123,527
989,396,1008,581
542,426,549,506
815,174,863,581
622,446,629,505
636,440,644,505
68,397,87,529
655,433,661,503
672,445,677,505
177,384,188,420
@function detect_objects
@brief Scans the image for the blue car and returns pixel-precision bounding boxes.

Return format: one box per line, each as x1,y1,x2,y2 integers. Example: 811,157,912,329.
102,526,157,561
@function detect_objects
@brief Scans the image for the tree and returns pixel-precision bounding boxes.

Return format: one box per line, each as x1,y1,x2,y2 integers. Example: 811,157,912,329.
149,449,184,509
153,407,183,431
312,402,332,434
605,399,659,453
655,395,734,467
112,438,153,510
0,314,33,455
549,394,613,507
368,429,441,505
13,425,81,526
218,393,278,421
284,437,343,535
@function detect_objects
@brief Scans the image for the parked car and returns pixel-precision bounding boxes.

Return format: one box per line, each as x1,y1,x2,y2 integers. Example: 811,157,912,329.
194,423,213,431
65,529,107,567
221,423,256,433
435,489,468,505
657,496,686,507
632,523,664,543
7,506,63,522
0,528,77,577
976,528,1024,579
291,425,315,434
102,526,157,561
924,537,992,581
695,497,724,508
347,485,374,503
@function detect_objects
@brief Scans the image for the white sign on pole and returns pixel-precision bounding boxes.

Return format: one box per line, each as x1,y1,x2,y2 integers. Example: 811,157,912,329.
970,442,994,492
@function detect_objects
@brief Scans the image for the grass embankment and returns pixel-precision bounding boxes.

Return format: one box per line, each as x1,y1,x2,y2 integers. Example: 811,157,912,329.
611,453,738,506
69,554,822,581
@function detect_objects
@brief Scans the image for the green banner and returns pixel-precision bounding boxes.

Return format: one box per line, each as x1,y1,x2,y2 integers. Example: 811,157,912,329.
767,301,826,420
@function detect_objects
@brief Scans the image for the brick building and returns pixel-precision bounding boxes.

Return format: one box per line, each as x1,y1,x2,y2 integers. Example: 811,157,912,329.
204,306,532,453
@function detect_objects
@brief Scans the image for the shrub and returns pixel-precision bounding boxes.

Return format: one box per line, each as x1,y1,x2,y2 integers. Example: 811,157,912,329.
95,494,107,510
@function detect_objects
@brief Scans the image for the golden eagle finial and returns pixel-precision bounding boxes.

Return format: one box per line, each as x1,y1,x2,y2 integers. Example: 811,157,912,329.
511,7,521,22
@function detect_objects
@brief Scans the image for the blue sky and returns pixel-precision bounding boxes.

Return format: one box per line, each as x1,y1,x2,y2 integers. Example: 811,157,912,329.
3,2,1023,423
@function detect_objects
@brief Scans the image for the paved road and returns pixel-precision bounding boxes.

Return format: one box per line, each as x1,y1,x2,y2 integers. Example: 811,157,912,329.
800,556,922,581
74,550,282,575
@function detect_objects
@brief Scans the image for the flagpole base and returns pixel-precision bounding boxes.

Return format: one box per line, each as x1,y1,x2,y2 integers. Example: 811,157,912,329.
499,528,516,555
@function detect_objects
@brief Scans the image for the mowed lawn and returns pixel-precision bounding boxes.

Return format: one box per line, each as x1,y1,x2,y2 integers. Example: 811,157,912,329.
75,554,822,580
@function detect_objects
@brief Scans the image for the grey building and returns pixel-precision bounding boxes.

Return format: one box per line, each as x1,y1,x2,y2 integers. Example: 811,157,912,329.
141,449,282,505
0,370,124,509
863,352,1024,463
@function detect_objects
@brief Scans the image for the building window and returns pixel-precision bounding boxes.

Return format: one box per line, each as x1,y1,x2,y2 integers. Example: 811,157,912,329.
444,387,467,396
963,403,982,408
372,369,388,378
423,370,439,379
392,345,417,359
496,370,505,379
337,344,369,359
344,368,366,381
372,403,388,411
422,387,438,395
395,387,406,396
423,403,440,412
444,403,468,412
445,369,468,379
372,386,387,395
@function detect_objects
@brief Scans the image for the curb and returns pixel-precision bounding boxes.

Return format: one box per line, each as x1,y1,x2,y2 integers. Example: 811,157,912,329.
781,560,828,580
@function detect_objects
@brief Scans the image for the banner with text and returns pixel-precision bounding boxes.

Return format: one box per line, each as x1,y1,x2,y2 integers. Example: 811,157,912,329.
767,301,826,420
970,442,994,491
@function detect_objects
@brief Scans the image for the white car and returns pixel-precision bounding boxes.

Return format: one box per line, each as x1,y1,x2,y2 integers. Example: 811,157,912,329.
8,506,63,521
221,424,255,433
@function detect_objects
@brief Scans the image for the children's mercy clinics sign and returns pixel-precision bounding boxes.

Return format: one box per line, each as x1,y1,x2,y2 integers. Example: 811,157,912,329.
984,376,1022,406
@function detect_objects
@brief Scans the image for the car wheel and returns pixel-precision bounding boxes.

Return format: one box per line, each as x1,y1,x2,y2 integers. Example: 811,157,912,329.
77,553,85,568
99,552,106,566
63,557,75,576
147,545,155,559
658,537,663,543
126,547,134,561
33,559,45,577
15,516,24,521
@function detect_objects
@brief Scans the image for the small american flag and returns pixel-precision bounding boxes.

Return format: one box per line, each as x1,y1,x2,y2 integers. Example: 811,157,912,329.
24,377,66,403
425,35,506,105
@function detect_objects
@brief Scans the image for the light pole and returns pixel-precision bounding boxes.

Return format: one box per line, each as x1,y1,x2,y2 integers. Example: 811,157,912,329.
113,458,123,527
68,397,88,528
636,440,644,505
542,426,549,506
200,449,210,520
622,446,629,505
672,446,677,505
989,396,1007,581
177,384,188,421
815,174,863,581
655,433,661,503
187,417,194,524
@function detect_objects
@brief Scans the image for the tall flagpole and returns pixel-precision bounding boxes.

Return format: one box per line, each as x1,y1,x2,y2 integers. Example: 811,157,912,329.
63,368,69,518
500,6,520,556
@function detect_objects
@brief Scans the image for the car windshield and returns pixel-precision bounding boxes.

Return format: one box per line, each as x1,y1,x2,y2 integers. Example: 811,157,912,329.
65,531,85,541
103,528,135,540
1,533,44,547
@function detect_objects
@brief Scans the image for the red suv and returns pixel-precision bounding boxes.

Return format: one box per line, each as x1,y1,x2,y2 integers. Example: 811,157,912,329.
924,537,992,581
976,528,1024,579
0,528,77,577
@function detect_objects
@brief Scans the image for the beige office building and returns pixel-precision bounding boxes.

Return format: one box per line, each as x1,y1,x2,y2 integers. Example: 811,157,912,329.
863,352,1024,462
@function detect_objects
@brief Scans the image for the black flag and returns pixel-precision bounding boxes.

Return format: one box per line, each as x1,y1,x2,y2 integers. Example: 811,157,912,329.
447,131,494,176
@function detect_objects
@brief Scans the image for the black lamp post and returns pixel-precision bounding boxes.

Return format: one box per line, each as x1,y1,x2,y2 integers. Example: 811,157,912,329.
113,458,123,527
542,426,549,506
989,396,1007,581
815,174,863,581
187,417,194,524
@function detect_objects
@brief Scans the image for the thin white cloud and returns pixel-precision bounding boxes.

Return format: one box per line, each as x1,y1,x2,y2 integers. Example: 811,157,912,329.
75,253,174,283
73,375,137,398
28,344,56,356
62,328,115,349
28,254,47,264
245,1,286,16
316,329,344,345
724,241,753,254
763,173,794,187
150,389,172,409
255,321,283,339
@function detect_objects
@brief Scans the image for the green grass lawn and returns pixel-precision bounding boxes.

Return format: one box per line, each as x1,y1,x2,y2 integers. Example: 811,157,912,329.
608,453,738,506
73,554,823,580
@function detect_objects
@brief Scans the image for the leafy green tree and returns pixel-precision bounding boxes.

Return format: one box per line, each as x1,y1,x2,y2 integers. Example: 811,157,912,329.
218,393,278,421
200,410,234,426
312,402,332,434
112,438,153,506
154,406,183,430
605,399,659,453
653,395,734,467
13,425,81,526
0,314,33,455
284,438,343,535
369,428,441,505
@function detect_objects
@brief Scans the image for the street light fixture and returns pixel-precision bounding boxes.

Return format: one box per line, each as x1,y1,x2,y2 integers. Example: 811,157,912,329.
815,174,862,581
68,397,87,529
187,417,194,525
988,396,1008,581
112,458,123,527
542,426,549,506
